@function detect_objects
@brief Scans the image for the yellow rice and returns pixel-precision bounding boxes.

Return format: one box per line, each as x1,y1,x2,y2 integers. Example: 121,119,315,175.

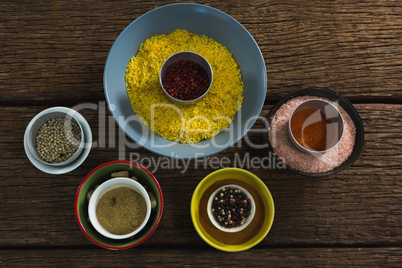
125,29,243,143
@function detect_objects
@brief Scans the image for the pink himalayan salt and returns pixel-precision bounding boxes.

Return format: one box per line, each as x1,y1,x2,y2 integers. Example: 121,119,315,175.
268,96,356,173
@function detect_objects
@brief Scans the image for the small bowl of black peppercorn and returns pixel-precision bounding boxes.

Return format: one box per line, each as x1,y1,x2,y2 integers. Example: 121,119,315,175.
207,184,255,233
25,107,85,167
159,51,213,105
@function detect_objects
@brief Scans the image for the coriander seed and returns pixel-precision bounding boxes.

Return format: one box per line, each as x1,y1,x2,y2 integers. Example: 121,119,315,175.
35,117,82,164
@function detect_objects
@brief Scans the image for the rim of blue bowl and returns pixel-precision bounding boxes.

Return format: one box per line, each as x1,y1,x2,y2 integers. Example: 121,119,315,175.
103,3,267,159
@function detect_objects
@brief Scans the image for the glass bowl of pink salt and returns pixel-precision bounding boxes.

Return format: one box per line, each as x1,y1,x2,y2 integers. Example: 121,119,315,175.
288,99,344,155
159,51,213,105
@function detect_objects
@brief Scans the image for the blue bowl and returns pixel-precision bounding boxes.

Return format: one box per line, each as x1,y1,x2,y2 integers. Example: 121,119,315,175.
104,3,267,159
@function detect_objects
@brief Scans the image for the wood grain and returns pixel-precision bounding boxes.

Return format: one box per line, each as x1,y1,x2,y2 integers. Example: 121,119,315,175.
0,0,401,266
0,105,400,247
0,247,401,267
0,0,400,105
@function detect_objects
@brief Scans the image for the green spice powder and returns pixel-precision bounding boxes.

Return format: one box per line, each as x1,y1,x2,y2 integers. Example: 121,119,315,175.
96,187,147,235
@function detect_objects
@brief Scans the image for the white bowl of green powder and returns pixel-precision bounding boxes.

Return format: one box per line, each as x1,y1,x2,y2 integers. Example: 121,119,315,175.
88,177,152,240
25,107,85,167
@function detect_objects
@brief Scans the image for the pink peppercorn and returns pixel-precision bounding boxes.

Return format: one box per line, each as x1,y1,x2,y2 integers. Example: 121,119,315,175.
162,60,210,101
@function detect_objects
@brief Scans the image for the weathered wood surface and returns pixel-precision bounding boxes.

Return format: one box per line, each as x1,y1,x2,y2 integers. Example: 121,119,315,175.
1,0,401,266
0,0,401,105
0,105,401,248
0,248,401,267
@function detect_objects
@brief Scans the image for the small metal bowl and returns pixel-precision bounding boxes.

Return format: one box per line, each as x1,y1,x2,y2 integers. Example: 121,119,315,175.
159,51,213,105
207,184,255,233
25,107,85,166
288,99,344,155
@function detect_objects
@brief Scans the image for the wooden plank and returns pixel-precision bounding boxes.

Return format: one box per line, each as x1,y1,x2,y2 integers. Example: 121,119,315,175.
0,247,401,267
255,1,402,103
0,0,400,105
0,104,401,247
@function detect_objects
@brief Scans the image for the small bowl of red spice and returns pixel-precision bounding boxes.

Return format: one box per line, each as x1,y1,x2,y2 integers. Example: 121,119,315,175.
289,99,344,155
160,51,213,105
267,86,364,177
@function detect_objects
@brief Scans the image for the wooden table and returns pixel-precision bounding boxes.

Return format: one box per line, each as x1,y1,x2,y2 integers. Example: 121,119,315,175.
1,0,401,266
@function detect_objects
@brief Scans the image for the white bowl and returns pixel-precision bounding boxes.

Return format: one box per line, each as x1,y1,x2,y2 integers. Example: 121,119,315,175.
24,107,92,174
207,184,255,233
88,177,152,240
25,107,85,166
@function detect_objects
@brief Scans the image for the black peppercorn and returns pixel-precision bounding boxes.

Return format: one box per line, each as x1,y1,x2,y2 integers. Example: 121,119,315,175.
211,186,251,228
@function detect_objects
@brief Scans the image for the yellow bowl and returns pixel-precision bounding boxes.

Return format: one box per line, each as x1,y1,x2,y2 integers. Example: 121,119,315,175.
191,168,274,252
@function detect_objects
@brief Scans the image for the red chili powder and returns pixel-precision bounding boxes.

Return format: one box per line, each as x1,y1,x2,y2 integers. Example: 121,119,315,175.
269,96,356,173
290,108,330,151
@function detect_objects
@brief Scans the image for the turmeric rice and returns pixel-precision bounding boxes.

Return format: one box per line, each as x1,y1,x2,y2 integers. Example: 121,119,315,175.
125,29,243,143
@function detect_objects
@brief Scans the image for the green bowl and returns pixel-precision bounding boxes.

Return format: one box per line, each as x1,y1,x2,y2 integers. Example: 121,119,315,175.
75,160,163,249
